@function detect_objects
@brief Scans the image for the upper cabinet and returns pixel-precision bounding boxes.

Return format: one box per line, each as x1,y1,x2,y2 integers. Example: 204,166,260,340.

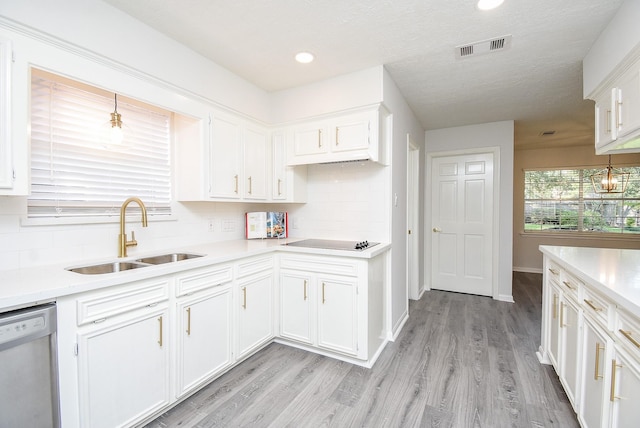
286,105,390,166
0,39,13,192
584,3,640,155
591,63,640,155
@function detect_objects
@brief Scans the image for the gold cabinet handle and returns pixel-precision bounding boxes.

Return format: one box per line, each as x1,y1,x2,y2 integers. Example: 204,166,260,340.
335,127,339,146
619,329,640,349
562,280,576,291
242,286,247,309
610,359,622,402
553,294,558,319
548,268,559,275
606,109,611,133
303,279,308,301
158,316,163,347
186,307,191,336
277,178,282,196
560,302,565,328
322,282,326,304
318,129,322,148
594,342,604,380
584,299,603,312
234,174,239,194
247,176,252,195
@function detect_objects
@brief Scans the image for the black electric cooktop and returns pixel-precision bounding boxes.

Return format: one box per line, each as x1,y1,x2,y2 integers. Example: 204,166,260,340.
283,239,379,251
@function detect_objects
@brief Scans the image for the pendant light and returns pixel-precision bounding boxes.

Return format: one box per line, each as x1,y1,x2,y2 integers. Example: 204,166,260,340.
109,93,124,145
590,155,630,194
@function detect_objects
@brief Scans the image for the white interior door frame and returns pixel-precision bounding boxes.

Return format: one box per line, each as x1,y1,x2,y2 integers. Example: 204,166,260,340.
424,146,501,299
407,135,421,300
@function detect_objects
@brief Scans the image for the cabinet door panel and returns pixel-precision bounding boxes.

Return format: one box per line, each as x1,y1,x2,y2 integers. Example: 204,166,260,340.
595,90,616,149
615,69,640,139
317,277,357,355
178,289,232,397
237,273,273,358
611,348,640,428
78,308,170,428
243,127,268,200
561,298,580,408
331,115,370,152
549,285,561,368
293,124,326,156
280,271,312,344
210,115,241,198
580,319,609,428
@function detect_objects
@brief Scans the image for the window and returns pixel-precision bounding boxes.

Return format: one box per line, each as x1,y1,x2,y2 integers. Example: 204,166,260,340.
524,167,640,234
29,70,171,219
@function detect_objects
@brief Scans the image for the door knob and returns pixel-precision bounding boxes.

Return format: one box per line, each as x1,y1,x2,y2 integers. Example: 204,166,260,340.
432,227,441,233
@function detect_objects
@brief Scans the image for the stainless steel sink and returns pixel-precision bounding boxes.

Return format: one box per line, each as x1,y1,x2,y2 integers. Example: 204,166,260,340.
67,261,149,275
66,252,204,274
136,252,203,265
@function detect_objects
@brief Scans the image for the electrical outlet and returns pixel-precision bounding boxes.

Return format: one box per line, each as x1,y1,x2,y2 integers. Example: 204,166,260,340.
222,219,235,232
208,218,215,232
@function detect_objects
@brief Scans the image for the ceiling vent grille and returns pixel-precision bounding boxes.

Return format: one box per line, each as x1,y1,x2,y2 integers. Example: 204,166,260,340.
456,35,512,59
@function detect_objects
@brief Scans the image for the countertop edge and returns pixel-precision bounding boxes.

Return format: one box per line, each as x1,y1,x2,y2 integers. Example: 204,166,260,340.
0,239,392,312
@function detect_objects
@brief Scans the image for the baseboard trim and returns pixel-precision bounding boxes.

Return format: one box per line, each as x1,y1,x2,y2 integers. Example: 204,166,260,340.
513,266,543,274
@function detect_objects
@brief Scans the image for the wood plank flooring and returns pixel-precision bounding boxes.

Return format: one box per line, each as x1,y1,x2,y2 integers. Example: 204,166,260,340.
144,272,578,427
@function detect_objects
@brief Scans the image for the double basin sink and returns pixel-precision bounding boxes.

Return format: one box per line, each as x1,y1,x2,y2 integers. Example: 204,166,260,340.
67,252,204,275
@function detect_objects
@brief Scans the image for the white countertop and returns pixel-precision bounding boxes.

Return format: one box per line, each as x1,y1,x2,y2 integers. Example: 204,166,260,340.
0,238,391,312
539,245,640,317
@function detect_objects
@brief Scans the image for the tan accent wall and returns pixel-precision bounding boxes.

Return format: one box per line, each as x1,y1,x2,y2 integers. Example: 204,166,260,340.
513,144,640,272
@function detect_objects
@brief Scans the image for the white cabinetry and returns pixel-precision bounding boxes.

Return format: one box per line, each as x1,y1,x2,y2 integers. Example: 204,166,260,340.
60,278,171,428
175,265,233,397
278,252,387,364
540,250,640,427
589,58,640,154
0,39,13,191
287,105,390,166
235,256,274,359
176,110,272,202
271,130,306,202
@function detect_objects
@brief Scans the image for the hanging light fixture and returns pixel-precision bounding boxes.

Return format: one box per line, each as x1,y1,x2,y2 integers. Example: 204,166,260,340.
109,93,124,145
590,155,630,194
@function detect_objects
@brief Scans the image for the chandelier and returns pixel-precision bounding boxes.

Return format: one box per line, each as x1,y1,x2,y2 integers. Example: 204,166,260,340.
590,155,630,194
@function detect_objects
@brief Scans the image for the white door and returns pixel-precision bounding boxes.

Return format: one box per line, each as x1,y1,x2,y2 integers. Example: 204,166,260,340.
431,152,493,296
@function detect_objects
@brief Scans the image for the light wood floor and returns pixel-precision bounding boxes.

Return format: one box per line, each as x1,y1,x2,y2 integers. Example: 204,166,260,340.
145,272,579,427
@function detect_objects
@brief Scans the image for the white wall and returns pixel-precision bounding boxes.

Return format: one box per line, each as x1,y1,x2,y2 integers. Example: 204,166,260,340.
583,0,640,97
425,121,514,302
382,68,426,336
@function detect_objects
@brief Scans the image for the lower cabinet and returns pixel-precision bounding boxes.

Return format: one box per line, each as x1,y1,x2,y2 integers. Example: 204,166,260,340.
176,286,232,397
77,306,170,428
278,252,387,363
610,345,640,427
579,318,611,428
236,270,274,359
540,253,640,428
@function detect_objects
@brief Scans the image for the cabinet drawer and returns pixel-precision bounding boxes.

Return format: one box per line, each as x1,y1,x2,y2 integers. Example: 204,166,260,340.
76,278,170,325
582,287,612,330
280,255,359,277
176,264,233,296
546,261,562,285
616,309,640,357
559,270,581,302
235,255,273,278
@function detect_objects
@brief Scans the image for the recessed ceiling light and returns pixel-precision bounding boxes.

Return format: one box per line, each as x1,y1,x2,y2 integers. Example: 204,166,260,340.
477,0,504,11
295,52,314,64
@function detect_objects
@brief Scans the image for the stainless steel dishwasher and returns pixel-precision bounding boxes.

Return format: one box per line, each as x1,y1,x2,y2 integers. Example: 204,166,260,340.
0,303,60,428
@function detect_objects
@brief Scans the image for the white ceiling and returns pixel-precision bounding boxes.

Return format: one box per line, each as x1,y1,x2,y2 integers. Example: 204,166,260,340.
102,0,623,148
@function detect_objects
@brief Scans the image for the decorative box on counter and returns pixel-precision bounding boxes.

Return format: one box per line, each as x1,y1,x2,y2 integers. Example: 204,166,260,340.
245,212,288,239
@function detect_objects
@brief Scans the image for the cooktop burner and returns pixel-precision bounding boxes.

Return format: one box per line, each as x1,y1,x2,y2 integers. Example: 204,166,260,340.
283,239,379,251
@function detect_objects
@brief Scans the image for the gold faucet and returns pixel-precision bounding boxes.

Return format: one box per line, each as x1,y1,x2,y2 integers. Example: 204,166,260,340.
118,197,148,257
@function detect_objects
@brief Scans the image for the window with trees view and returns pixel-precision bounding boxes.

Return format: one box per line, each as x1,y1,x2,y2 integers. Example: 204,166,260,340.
524,167,640,234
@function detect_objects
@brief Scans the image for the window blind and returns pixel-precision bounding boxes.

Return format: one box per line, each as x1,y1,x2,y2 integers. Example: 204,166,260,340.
29,75,172,218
